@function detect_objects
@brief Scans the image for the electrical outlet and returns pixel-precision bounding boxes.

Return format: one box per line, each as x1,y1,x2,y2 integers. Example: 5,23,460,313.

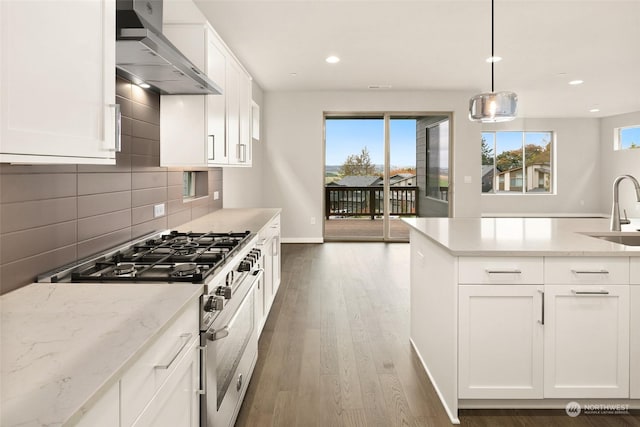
464,176,472,184
213,191,219,200
310,217,316,225
153,203,165,218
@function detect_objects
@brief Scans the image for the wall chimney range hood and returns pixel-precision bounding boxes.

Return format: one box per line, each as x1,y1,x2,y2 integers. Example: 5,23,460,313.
116,0,222,95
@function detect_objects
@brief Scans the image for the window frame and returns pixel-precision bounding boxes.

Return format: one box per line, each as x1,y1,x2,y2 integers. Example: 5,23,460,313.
481,130,555,195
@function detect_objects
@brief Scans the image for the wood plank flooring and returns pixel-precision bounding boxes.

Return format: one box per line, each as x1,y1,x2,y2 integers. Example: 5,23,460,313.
235,243,640,427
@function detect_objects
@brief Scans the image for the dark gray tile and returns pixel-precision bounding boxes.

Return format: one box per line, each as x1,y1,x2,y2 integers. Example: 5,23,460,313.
168,210,192,229
0,164,77,174
0,174,76,203
121,116,133,137
131,217,168,239
0,221,77,264
0,245,76,295
132,101,160,125
116,95,132,118
77,209,131,241
132,205,155,225
76,153,132,173
131,137,160,157
210,198,222,211
167,185,183,201
167,199,189,215
132,120,160,141
191,205,209,220
132,187,167,208
77,228,132,260
1,198,77,233
77,172,131,195
132,171,167,190
209,168,223,181
131,85,160,110
168,171,183,186
78,191,131,218
116,76,132,99
131,156,162,170
120,134,132,154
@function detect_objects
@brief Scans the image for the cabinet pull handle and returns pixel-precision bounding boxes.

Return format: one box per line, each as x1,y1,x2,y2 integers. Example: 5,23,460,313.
571,289,610,295
208,135,215,161
485,269,522,274
570,269,609,274
538,289,544,325
197,345,206,395
154,333,192,370
240,144,247,163
108,104,122,152
257,238,267,246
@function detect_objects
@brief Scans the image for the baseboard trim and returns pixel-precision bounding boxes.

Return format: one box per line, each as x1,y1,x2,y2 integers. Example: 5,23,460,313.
410,338,461,425
281,237,324,244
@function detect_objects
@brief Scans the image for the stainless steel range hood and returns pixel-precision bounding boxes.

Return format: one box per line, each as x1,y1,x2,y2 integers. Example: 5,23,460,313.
116,0,222,95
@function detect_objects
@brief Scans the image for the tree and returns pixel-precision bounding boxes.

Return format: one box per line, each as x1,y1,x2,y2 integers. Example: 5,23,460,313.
339,146,377,176
481,137,494,166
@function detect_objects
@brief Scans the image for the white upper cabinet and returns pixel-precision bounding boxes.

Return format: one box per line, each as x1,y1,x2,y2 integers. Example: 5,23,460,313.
0,0,118,164
160,23,252,167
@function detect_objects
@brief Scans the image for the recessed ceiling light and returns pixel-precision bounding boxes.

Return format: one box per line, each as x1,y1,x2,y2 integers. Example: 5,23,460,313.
589,108,600,113
290,72,298,77
138,83,151,89
486,56,502,63
325,56,340,64
569,80,584,85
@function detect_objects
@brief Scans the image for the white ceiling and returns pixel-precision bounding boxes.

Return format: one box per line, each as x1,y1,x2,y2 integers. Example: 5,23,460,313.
194,0,640,118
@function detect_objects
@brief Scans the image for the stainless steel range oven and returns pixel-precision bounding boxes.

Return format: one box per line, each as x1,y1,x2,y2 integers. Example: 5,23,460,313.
37,229,263,427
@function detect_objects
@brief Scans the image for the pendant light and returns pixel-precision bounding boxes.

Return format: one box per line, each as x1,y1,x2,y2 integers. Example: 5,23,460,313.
469,0,518,123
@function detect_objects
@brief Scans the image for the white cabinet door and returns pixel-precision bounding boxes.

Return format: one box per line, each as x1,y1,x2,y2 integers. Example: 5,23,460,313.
226,60,241,165
0,0,117,164
255,260,266,337
631,286,640,398
131,337,200,427
271,227,281,294
206,30,227,165
544,284,629,398
75,381,120,427
458,285,544,399
238,71,252,165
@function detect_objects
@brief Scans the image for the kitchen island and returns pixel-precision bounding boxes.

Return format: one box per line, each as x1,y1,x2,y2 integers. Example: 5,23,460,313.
0,208,280,427
404,217,640,424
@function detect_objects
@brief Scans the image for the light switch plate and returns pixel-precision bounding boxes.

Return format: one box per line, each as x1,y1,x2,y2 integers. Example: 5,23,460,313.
213,191,220,200
154,203,165,218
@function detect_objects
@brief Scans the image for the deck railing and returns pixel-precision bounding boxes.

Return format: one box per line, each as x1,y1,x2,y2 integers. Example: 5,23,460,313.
325,186,417,220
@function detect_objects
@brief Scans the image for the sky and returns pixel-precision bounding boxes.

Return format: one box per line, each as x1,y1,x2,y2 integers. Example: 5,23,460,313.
483,131,552,154
620,126,640,149
325,118,417,167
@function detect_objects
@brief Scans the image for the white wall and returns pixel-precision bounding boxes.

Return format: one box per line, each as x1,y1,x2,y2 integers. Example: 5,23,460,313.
599,111,640,217
261,90,480,242
480,118,602,216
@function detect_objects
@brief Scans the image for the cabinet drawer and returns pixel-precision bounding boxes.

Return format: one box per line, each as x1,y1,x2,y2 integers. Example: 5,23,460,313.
544,257,629,285
121,301,199,427
631,258,640,285
458,257,543,284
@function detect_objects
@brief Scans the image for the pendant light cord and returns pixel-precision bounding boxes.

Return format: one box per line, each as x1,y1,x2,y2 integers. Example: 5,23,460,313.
491,0,495,92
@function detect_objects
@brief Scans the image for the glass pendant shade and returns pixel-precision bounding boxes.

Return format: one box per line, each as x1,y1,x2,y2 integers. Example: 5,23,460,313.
469,91,518,123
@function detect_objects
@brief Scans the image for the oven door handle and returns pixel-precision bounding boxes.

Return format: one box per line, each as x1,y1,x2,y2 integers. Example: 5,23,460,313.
205,268,263,342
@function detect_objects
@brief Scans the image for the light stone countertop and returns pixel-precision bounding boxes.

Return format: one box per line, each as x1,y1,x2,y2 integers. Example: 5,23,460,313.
0,282,203,427
403,217,640,256
176,207,281,233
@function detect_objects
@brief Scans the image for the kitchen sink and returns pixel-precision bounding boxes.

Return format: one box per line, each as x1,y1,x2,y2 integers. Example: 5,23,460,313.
582,232,640,246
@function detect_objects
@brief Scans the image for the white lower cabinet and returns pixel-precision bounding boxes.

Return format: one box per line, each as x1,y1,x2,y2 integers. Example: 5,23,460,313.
255,214,281,334
459,285,544,399
631,286,640,398
459,257,632,401
75,381,120,427
131,336,200,427
543,284,629,398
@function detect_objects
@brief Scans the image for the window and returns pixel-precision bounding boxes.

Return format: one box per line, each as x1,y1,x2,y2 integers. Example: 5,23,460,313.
481,131,553,194
183,171,196,198
615,125,640,150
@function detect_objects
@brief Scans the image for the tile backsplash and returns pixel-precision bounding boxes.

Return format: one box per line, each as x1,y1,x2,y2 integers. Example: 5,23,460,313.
0,76,222,294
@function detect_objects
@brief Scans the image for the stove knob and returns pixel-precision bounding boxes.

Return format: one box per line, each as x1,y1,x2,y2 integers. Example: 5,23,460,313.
253,248,262,258
215,286,232,299
238,260,251,272
204,295,224,312
225,270,234,286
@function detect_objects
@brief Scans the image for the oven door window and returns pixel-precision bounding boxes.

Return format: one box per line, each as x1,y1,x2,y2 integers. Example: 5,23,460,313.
216,288,254,409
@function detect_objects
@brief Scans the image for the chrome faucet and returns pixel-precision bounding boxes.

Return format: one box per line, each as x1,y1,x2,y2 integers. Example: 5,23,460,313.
610,174,640,231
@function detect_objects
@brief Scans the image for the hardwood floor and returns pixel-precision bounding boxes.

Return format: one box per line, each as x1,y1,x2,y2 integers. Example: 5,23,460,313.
235,243,640,427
